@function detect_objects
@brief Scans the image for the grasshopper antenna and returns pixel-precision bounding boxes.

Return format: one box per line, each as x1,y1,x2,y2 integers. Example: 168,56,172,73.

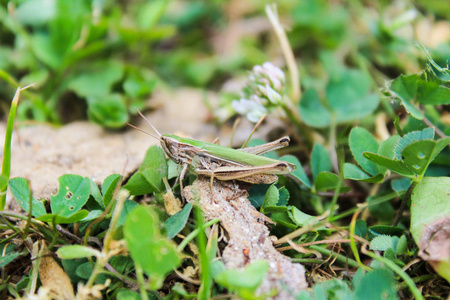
126,122,161,140
134,107,162,137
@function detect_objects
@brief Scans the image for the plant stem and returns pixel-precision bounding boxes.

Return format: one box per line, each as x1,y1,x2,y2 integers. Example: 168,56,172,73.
308,245,359,268
265,4,301,103
392,181,417,226
177,218,220,252
349,210,372,271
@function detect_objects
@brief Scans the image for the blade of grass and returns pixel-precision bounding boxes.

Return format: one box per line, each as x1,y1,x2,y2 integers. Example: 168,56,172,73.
1,87,21,210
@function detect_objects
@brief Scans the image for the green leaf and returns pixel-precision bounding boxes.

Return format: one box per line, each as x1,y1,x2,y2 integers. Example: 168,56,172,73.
343,163,384,183
299,89,331,128
287,206,316,227
165,203,193,239
68,61,124,98
8,177,46,217
214,260,269,299
363,153,414,177
314,172,339,192
15,0,56,26
124,206,180,286
51,175,90,217
349,127,379,176
261,184,279,213
402,138,450,177
0,252,21,268
417,79,450,105
391,178,411,193
280,155,311,188
311,143,331,180
378,135,401,160
370,235,397,251
102,174,122,207
57,245,101,260
89,179,103,208
278,187,290,206
36,210,89,224
124,146,168,195
394,128,435,159
312,278,352,300
87,94,129,128
410,177,450,243
355,220,368,238
137,0,169,30
389,74,422,119
353,268,398,300
326,68,379,123
123,69,157,98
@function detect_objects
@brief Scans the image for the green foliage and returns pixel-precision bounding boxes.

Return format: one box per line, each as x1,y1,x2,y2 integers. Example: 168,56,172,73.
165,203,193,239
2,1,450,299
123,146,168,195
213,260,270,300
124,205,181,290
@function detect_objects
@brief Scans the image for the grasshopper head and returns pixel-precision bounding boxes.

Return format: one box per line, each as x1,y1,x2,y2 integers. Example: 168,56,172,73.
160,135,184,164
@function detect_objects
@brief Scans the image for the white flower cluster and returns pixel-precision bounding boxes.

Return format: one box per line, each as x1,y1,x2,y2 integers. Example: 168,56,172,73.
232,62,286,122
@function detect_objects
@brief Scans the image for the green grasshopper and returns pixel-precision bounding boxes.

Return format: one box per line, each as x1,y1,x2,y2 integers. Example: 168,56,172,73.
129,109,296,191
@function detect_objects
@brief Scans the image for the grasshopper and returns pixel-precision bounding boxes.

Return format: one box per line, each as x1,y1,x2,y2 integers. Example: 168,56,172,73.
128,109,296,191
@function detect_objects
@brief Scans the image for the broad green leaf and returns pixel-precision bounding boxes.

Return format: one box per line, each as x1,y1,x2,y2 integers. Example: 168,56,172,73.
311,143,331,180
355,220,368,238
326,69,379,123
281,155,311,188
36,210,89,224
214,260,269,298
87,94,129,128
165,203,193,239
314,172,339,192
402,138,450,177
370,235,397,251
394,128,434,159
8,177,46,217
51,175,90,217
68,61,124,98
349,127,379,176
57,245,100,260
102,174,122,207
124,206,180,286
278,187,290,206
299,89,331,128
124,146,168,195
117,290,142,300
417,79,450,105
389,74,422,119
15,0,56,26
0,252,21,268
353,269,398,300
287,207,316,227
363,153,414,177
261,184,279,212
391,178,411,193
137,0,169,30
410,177,450,243
89,179,103,208
378,135,401,159
312,278,352,300
344,163,384,183
123,69,157,98
343,163,385,183
80,210,103,222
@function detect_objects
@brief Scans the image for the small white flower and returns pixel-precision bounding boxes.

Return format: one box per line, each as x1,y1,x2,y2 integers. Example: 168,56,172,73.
231,98,267,123
265,84,282,104
262,62,285,82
